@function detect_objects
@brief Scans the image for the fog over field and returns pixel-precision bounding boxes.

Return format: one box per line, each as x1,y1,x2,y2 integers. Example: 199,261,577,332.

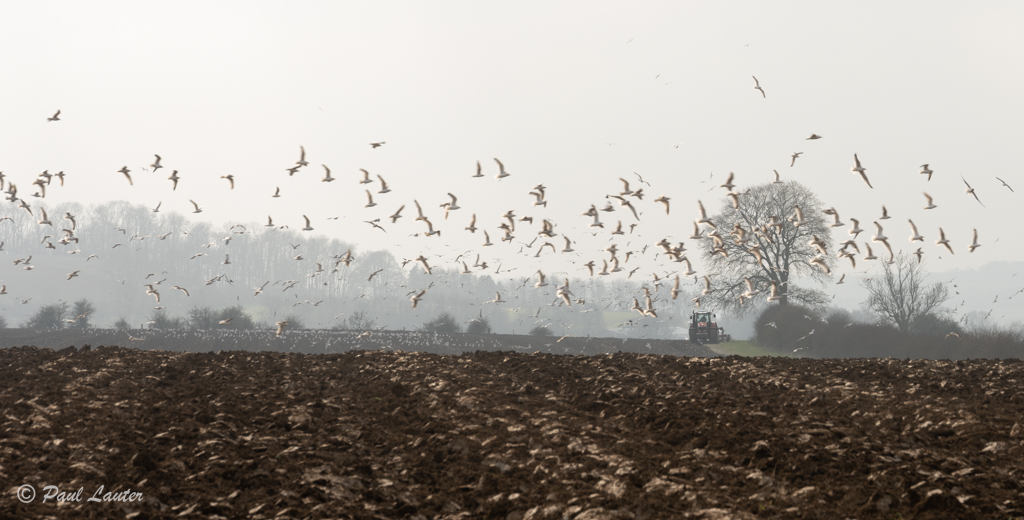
2,3,1024,341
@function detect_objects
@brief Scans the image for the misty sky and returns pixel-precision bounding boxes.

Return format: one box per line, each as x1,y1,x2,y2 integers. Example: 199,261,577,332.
2,2,1023,325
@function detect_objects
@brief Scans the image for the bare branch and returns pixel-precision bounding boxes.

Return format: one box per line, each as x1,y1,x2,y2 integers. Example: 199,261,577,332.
862,252,949,331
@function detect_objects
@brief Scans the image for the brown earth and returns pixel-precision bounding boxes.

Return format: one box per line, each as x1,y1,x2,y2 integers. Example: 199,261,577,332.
1,341,1023,519
0,328,720,357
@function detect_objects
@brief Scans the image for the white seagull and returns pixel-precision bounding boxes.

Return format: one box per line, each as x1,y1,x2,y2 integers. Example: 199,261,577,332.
494,158,510,179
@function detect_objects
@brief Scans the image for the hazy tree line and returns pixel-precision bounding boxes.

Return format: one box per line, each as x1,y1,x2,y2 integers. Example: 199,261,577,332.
1,200,694,337
5,194,994,346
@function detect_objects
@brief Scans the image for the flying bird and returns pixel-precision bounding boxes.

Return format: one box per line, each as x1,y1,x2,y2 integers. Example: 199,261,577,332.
968,229,980,253
851,154,873,188
410,289,426,308
923,192,937,210
119,166,133,185
654,195,670,215
389,205,405,223
996,177,1014,192
962,175,984,206
908,219,924,242
806,134,821,140
752,76,765,98
150,155,163,172
144,284,160,303
47,110,61,121
790,152,802,167
322,165,335,182
919,164,933,181
936,227,954,255
189,200,202,213
416,255,432,274
494,158,510,179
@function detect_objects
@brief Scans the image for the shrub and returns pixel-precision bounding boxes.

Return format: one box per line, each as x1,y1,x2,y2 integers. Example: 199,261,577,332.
0,315,7,329
281,314,305,330
25,302,70,329
529,325,553,337
149,309,187,330
754,303,819,352
68,299,97,329
343,311,376,331
188,306,218,329
467,317,492,335
217,305,257,330
422,312,461,333
909,312,963,336
113,317,132,329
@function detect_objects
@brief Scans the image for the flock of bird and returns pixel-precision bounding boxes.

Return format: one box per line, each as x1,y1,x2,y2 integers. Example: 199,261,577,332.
0,78,1016,338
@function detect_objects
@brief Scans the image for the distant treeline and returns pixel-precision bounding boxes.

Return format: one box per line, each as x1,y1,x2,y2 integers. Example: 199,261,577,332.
0,201,692,338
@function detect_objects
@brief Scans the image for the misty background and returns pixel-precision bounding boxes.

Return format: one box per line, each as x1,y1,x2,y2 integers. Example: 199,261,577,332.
2,2,1023,339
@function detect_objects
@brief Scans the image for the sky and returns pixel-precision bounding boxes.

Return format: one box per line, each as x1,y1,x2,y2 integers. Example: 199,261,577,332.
2,1,1024,325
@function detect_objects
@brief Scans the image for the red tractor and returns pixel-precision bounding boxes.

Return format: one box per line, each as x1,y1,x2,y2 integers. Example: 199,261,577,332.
689,310,725,344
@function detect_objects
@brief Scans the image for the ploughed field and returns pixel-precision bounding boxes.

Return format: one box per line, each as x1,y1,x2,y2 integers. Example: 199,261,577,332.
0,328,720,357
1,342,1023,519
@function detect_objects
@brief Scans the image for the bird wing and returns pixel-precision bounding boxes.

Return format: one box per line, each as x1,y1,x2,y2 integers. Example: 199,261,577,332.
859,171,873,188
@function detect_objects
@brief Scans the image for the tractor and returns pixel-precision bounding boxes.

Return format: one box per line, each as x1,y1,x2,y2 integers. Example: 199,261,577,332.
688,310,724,344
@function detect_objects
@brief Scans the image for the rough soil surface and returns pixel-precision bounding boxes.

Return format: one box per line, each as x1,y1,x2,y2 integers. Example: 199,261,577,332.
0,328,721,357
2,344,1023,519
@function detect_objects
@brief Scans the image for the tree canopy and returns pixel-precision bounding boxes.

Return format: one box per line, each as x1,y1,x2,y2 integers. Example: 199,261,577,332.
697,180,833,316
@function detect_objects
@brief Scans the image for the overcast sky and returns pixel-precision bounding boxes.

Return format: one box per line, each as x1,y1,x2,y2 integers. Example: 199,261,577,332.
2,2,1023,321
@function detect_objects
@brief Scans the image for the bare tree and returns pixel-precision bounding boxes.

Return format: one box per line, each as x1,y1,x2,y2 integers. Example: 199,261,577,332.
698,181,833,315
863,252,949,332
68,299,97,329
25,301,70,329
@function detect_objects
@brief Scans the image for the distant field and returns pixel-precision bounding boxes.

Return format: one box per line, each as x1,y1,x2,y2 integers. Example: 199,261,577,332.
708,340,792,357
602,310,636,329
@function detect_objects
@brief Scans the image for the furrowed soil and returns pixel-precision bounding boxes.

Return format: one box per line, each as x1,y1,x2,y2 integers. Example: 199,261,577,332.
1,335,1023,519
